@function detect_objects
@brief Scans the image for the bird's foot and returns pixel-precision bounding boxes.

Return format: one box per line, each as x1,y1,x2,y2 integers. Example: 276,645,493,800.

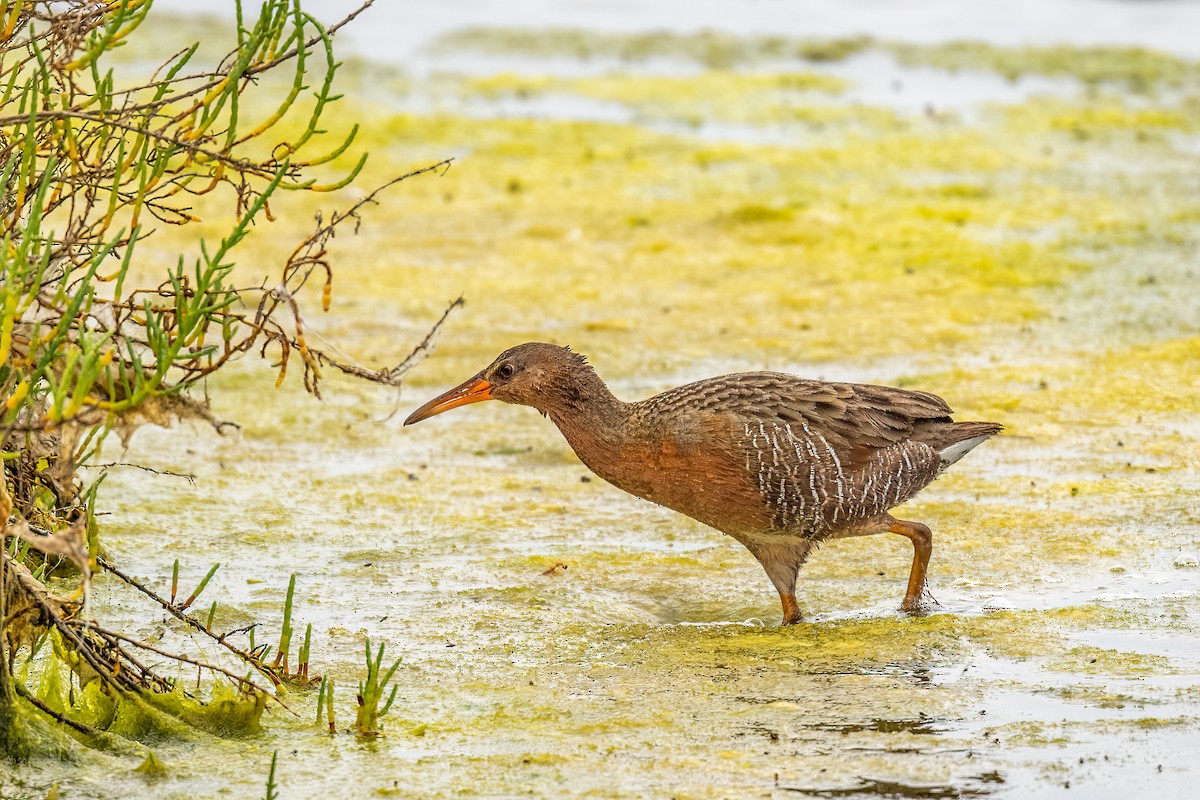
900,588,940,616
778,592,803,626
900,600,933,616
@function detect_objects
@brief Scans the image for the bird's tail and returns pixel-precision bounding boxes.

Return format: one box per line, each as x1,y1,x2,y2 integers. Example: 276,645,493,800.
937,421,1003,469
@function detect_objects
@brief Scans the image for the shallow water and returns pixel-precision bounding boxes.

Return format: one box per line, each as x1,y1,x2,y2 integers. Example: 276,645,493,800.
6,2,1200,798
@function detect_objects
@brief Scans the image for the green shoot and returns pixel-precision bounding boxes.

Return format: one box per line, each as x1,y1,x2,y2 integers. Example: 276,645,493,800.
273,574,296,673
298,623,313,682
355,640,400,736
178,562,219,611
263,750,279,800
316,676,336,734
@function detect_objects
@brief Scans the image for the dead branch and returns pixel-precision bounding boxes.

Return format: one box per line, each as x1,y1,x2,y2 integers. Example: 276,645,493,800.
97,556,284,690
13,682,100,737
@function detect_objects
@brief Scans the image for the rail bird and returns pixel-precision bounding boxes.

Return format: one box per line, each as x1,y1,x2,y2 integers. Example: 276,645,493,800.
405,343,1001,625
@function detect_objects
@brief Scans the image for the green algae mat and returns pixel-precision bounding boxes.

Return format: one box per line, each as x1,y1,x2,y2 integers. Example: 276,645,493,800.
7,14,1200,800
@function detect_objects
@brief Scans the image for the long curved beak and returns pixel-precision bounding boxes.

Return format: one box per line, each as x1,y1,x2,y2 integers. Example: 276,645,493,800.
404,374,494,426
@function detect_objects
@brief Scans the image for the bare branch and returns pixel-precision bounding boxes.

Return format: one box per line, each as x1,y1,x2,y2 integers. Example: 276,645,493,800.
97,556,284,690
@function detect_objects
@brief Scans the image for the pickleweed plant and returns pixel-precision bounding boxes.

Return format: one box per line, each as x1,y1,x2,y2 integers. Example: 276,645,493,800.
0,0,451,758
355,640,400,736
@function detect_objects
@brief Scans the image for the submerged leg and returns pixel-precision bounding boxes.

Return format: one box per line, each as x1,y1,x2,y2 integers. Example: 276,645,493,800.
888,519,933,612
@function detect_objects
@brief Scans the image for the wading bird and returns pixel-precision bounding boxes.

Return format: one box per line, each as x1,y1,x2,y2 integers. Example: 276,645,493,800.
405,343,1001,625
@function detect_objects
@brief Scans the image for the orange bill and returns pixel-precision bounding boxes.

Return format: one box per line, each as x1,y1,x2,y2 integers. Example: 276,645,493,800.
404,375,494,425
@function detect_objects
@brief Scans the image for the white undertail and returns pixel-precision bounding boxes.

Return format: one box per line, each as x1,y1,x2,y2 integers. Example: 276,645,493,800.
938,434,992,469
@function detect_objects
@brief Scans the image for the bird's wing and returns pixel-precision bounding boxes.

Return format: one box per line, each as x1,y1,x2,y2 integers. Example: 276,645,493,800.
631,373,954,535
640,372,952,471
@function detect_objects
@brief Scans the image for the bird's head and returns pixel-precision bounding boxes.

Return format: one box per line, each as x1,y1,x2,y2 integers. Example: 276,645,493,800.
404,342,593,425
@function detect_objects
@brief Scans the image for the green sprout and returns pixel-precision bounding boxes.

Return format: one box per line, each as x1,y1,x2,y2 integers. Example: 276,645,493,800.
316,676,336,734
355,640,400,736
272,574,296,674
179,563,219,611
263,750,280,800
298,623,313,683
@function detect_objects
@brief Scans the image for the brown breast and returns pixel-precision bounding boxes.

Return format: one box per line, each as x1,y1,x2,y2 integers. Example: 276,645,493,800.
617,410,778,537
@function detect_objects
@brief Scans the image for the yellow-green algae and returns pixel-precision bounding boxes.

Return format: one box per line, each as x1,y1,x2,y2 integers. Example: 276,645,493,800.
59,680,265,742
1002,95,1200,137
11,18,1200,800
434,27,874,68
435,27,1200,86
133,751,169,778
186,108,1123,390
909,335,1200,431
889,41,1200,87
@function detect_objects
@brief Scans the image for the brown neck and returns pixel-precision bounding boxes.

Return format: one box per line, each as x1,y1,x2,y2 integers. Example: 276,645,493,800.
541,367,631,470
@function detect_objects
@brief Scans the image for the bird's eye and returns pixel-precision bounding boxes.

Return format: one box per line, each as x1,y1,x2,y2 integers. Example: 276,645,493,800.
496,362,515,380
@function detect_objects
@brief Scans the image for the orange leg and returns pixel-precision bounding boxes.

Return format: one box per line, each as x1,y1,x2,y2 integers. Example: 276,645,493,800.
779,592,803,626
746,539,811,627
888,519,933,612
